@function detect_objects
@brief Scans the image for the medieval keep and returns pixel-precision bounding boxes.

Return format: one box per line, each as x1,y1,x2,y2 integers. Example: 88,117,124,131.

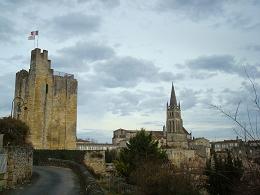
13,48,77,149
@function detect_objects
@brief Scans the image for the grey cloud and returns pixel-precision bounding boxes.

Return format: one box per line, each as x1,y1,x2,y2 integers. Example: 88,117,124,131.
185,55,260,79
209,81,260,123
169,88,215,111
77,0,120,8
246,44,260,52
78,90,140,117
156,0,224,21
213,82,260,137
0,16,17,43
52,41,115,72
0,73,15,116
219,81,260,109
200,88,214,106
107,90,143,116
59,42,115,61
108,89,167,116
52,43,179,94
224,13,260,30
192,128,235,140
94,57,158,88
0,0,74,13
140,121,164,127
190,72,217,80
0,0,25,11
93,56,179,88
155,0,260,30
187,55,236,73
0,55,28,74
48,13,101,40
179,88,200,110
78,87,168,117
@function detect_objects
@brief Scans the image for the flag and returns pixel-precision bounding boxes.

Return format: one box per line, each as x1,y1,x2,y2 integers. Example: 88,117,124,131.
28,35,35,40
31,31,39,36
28,30,39,40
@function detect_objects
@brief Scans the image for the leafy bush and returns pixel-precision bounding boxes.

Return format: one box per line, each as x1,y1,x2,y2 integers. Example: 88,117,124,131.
0,117,31,146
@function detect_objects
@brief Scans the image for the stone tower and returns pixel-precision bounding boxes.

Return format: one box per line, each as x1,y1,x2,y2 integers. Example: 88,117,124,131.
13,48,77,149
166,84,189,149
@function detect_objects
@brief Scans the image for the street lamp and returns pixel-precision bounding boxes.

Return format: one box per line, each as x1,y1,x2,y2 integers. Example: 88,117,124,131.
10,96,26,118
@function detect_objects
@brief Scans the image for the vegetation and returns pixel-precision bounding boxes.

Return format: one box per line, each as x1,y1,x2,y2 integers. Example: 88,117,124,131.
33,149,86,165
132,160,200,195
0,116,31,146
114,129,200,194
114,129,167,178
105,149,117,163
205,151,243,195
90,151,104,158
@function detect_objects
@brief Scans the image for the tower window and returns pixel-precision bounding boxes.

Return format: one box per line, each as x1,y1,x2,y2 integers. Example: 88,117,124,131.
46,84,48,94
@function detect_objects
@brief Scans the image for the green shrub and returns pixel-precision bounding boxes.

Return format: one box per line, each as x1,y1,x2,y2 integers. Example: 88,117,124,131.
0,117,31,146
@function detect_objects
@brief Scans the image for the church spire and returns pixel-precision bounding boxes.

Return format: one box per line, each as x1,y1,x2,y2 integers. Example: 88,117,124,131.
170,83,177,107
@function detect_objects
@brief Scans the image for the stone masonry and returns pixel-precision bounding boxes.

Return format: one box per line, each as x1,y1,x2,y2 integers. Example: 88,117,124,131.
3,147,33,189
13,48,77,149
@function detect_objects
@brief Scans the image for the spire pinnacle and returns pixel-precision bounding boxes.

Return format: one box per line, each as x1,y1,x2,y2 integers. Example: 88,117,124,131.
170,83,177,107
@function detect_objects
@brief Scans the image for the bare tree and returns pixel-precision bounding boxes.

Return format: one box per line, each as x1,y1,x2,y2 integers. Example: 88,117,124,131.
211,68,260,194
211,69,260,143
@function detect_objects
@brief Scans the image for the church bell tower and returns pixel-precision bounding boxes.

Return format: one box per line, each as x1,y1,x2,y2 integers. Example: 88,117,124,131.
166,84,189,149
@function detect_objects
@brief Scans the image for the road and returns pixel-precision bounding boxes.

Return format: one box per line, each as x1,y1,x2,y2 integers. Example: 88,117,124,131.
5,166,81,195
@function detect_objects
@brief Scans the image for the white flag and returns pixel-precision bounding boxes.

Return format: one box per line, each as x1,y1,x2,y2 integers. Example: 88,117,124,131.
28,35,35,40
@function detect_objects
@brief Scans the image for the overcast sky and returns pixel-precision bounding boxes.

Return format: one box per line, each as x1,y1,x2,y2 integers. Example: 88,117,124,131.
0,0,260,143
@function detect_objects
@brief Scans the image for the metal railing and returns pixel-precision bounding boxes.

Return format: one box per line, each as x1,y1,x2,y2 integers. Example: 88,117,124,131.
54,71,74,78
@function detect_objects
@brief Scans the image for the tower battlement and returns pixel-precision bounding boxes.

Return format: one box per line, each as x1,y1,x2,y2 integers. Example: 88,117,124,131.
30,48,51,71
31,48,49,61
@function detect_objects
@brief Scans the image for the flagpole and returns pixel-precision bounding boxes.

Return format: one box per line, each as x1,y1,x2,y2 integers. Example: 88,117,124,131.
37,34,39,48
34,38,35,48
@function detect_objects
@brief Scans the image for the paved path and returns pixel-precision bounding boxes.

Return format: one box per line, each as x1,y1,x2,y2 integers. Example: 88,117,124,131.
5,166,81,195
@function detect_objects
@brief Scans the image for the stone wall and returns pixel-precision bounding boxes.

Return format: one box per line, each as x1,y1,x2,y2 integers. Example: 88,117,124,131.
2,147,33,189
167,133,189,149
166,148,195,168
166,148,207,171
